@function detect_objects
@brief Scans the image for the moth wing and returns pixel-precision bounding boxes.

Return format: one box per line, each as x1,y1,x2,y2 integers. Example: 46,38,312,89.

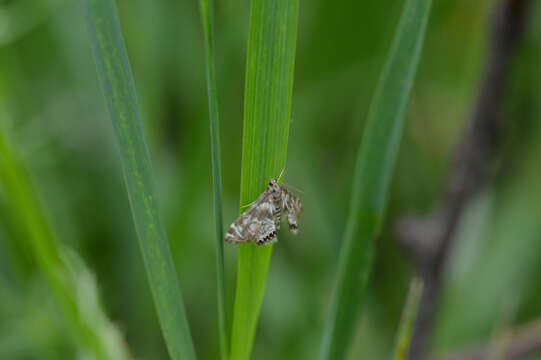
282,189,303,234
272,191,282,230
255,200,278,246
225,191,274,244
224,210,260,243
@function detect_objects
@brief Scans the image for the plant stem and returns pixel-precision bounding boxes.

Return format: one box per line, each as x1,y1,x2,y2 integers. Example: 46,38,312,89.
199,0,228,358
393,278,424,360
229,0,299,359
82,0,197,358
319,0,432,358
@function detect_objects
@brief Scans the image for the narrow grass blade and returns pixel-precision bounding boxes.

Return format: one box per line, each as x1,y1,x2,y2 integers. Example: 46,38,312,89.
198,0,228,359
229,0,299,359
0,124,130,360
392,278,424,360
319,0,432,359
81,1,196,359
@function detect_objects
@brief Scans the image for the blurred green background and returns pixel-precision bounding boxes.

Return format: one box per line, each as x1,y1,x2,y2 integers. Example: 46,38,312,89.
1,0,541,359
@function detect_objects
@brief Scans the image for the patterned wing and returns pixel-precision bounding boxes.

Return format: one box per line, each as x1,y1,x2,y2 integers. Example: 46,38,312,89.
272,188,282,230
282,188,303,234
225,190,277,244
255,202,277,246
266,178,283,230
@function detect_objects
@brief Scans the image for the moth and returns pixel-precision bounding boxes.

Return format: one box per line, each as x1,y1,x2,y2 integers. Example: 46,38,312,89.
225,179,303,246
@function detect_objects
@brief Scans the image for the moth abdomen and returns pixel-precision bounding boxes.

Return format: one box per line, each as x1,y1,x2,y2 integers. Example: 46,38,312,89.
289,223,298,234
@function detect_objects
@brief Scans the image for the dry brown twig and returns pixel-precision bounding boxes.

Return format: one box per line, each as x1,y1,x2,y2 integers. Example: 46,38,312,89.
394,0,531,359
431,318,541,360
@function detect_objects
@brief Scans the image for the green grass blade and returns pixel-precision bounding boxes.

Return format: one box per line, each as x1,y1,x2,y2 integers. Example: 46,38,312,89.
0,124,130,360
229,0,299,359
319,0,432,359
392,278,424,360
81,1,196,359
198,0,228,359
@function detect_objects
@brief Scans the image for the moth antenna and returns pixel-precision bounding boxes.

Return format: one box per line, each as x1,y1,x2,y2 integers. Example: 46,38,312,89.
278,166,286,182
283,182,304,194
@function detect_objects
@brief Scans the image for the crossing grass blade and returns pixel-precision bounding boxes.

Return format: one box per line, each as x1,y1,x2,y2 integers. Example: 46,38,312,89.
198,0,228,358
0,123,130,360
319,0,432,359
81,1,196,359
229,0,299,359
392,278,424,360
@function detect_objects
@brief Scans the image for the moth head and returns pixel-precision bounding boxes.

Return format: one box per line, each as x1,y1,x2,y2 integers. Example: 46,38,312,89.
268,178,281,193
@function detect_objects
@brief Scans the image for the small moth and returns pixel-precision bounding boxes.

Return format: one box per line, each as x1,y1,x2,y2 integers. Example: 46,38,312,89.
225,179,303,246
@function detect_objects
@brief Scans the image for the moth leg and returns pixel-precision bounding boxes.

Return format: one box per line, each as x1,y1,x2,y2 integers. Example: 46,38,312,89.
240,200,255,210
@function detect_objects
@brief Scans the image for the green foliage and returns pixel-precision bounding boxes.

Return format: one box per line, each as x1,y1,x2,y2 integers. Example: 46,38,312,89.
0,124,130,360
230,0,299,359
2,0,541,359
392,278,424,360
81,0,196,359
319,0,432,358
199,0,227,358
